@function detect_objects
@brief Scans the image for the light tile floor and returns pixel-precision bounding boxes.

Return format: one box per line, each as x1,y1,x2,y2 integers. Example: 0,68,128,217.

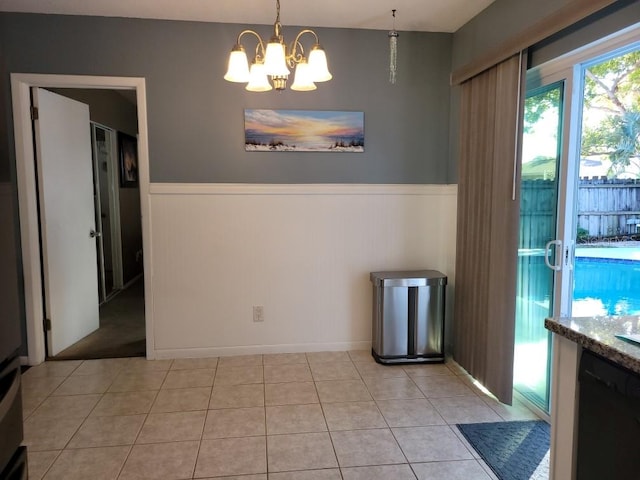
21,352,540,480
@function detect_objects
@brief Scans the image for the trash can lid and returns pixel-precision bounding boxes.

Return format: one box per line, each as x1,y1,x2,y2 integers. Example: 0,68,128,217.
370,270,447,287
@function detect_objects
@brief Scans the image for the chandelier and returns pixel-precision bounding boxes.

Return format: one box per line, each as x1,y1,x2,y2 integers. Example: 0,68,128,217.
224,0,332,92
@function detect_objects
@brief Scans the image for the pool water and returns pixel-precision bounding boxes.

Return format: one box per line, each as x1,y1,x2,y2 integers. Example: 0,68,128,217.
573,257,640,316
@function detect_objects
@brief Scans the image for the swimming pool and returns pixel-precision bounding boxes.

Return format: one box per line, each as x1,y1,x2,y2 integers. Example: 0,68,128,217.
573,256,640,316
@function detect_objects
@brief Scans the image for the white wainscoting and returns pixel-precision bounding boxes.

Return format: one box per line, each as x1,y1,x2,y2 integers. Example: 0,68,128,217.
149,183,457,359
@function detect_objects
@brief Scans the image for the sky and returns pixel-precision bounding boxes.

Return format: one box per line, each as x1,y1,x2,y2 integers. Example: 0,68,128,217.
244,110,364,139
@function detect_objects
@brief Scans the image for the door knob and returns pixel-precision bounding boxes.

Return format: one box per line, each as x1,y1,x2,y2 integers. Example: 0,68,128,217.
89,229,102,238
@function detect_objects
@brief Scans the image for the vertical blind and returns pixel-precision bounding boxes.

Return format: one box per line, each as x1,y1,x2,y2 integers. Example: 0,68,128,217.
453,53,525,404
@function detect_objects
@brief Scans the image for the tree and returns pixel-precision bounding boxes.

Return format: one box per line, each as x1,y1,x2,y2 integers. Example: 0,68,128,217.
524,87,560,134
580,50,640,177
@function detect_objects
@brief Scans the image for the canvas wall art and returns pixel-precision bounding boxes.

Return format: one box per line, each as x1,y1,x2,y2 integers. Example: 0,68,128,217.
244,109,364,152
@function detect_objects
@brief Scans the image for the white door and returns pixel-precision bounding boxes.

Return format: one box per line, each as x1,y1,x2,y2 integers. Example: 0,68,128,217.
32,88,100,356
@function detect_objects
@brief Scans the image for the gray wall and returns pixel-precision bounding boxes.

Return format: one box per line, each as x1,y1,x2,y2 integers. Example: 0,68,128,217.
1,13,453,185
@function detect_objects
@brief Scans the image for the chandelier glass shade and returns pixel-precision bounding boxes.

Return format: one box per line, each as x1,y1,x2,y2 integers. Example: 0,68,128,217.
224,0,332,92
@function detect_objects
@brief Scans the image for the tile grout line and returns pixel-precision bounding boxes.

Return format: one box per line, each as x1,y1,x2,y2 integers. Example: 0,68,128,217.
367,360,484,476
316,383,340,473
114,444,135,480
39,360,123,477
113,363,166,479
60,362,125,451
371,366,417,476
331,358,350,480
30,360,87,479
36,449,64,480
262,361,269,477
189,367,214,480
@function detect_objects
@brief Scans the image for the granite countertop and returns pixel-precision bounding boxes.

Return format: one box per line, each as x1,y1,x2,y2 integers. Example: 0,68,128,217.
545,315,640,375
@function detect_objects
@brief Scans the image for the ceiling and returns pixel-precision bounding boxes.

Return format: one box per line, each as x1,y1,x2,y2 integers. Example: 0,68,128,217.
0,0,495,33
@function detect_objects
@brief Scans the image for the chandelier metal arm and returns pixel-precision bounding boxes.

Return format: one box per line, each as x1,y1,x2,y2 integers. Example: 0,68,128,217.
235,29,266,57
292,29,320,48
287,29,320,66
287,40,306,67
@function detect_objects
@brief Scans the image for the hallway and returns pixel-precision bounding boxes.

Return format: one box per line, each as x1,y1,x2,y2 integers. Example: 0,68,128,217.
54,278,145,360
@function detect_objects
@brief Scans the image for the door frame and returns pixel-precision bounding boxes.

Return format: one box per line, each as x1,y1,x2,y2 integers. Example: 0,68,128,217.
91,122,125,301
91,121,109,304
11,74,155,365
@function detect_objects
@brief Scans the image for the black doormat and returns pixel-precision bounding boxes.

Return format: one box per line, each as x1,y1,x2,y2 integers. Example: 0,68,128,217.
457,420,550,480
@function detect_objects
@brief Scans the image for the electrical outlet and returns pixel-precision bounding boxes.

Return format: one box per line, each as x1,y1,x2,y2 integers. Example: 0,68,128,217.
253,306,264,322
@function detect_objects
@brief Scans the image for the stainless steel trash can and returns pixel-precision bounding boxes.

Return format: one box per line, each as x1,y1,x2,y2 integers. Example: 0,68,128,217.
370,270,446,364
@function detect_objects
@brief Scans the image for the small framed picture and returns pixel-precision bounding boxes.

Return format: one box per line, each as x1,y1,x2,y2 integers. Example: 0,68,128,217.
118,132,138,187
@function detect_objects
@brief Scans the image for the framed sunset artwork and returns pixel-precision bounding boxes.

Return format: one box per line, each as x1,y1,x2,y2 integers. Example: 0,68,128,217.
244,109,364,152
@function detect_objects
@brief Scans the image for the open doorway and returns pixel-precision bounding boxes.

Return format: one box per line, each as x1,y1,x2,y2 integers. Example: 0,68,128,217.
44,89,145,359
11,74,153,366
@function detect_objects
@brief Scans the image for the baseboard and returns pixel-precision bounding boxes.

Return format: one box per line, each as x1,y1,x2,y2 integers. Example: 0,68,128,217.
150,183,458,196
122,273,143,290
101,273,144,305
153,341,371,360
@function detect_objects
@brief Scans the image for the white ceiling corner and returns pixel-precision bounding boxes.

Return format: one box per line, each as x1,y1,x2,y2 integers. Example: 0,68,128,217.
0,0,496,33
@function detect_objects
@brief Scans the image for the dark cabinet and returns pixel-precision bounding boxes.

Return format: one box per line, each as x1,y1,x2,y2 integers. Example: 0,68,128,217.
577,350,640,480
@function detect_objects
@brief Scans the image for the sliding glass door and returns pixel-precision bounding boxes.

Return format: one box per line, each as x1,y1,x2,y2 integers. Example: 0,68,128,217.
514,33,640,414
515,82,564,411
572,45,640,317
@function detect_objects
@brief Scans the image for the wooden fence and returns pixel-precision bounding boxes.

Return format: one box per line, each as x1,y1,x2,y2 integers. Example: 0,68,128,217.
577,178,640,238
520,178,640,242
516,178,639,336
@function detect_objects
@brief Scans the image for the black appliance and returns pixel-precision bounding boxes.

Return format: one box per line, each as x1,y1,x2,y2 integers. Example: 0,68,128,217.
0,177,28,479
577,349,640,480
